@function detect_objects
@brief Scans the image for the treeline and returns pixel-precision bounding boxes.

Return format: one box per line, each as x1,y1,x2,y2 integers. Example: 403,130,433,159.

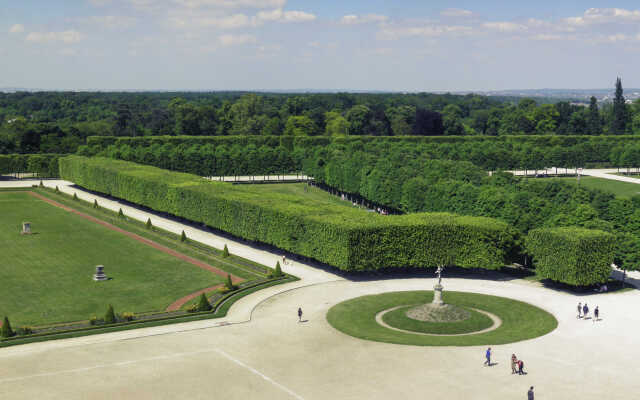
2,83,640,154
87,135,640,178
0,154,61,177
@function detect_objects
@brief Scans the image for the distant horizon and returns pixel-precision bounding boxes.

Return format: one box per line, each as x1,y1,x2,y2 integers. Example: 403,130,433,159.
1,87,638,94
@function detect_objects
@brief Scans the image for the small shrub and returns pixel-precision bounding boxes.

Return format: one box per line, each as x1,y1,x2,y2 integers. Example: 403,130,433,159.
73,192,78,201
118,208,124,218
93,199,99,209
273,261,283,277
186,303,198,313
146,218,152,229
225,274,236,290
1,316,15,338
39,180,44,187
223,244,230,257
218,286,233,294
197,293,212,312
181,230,187,242
121,312,135,321
17,326,33,336
55,185,59,193
104,304,116,324
89,315,98,325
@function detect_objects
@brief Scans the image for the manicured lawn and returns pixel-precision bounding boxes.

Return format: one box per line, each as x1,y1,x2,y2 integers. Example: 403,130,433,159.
327,291,557,346
382,305,493,334
554,176,640,199
0,191,227,326
235,183,358,210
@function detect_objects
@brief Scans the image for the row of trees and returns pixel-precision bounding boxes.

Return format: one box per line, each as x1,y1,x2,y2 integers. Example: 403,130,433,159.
2,80,640,154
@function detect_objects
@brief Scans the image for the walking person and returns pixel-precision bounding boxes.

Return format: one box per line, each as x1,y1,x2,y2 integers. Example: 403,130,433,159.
528,386,534,400
484,347,492,366
297,307,303,322
283,255,287,265
577,302,582,318
594,306,599,322
511,354,518,374
583,303,589,320
518,359,524,375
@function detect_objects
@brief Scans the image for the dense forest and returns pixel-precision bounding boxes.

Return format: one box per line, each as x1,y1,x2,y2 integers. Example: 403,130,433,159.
1,79,640,154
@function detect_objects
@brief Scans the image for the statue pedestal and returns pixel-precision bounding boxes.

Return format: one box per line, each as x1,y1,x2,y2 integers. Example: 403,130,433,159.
93,265,108,281
432,283,444,306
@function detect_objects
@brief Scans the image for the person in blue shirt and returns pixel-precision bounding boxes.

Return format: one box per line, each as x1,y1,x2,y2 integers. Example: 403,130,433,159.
484,347,492,366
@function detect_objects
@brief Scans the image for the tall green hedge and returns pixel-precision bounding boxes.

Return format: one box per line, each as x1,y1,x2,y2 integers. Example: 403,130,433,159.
60,156,518,271
87,134,640,154
526,227,615,286
0,154,62,177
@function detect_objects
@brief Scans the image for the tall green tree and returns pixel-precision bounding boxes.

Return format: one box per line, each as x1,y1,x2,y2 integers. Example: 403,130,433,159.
612,77,629,134
587,96,602,135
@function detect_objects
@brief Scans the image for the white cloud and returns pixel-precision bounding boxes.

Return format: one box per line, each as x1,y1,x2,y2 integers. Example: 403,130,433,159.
379,24,472,40
340,14,388,25
9,24,25,34
79,16,137,29
173,13,253,29
440,8,473,18
483,22,528,32
568,8,640,26
173,0,286,9
218,33,256,46
88,0,112,6
25,30,83,44
281,10,315,23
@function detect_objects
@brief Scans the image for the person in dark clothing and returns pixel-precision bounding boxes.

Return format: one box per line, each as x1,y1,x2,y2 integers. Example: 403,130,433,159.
594,306,599,322
297,307,303,322
518,360,524,375
583,303,589,319
528,386,534,400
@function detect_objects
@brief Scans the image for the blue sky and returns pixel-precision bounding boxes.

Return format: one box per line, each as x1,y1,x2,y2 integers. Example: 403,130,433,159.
2,1,640,91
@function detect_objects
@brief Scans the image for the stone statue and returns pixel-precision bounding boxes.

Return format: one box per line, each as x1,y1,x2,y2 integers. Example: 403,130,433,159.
435,265,444,285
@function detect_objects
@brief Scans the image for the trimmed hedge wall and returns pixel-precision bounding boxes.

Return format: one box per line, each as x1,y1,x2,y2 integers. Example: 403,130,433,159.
87,134,640,153
59,156,518,271
0,154,62,177
526,227,615,286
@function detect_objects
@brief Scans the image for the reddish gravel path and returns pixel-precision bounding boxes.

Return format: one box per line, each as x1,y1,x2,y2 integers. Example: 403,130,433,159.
165,284,225,311
26,191,244,310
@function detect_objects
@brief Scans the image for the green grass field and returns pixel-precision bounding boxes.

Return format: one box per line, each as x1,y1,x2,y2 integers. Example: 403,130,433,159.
382,305,493,334
327,291,557,346
0,191,228,326
554,176,640,199
234,183,357,210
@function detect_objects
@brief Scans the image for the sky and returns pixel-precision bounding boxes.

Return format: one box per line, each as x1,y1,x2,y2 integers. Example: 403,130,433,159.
2,1,640,91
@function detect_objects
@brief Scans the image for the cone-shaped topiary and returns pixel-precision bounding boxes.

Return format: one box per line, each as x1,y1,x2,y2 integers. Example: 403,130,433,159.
118,208,124,218
73,192,78,200
105,304,116,324
93,199,99,209
181,230,187,242
223,244,230,257
146,218,152,229
197,293,212,312
39,180,44,187
1,316,15,338
55,186,59,193
225,274,235,290
274,261,283,277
